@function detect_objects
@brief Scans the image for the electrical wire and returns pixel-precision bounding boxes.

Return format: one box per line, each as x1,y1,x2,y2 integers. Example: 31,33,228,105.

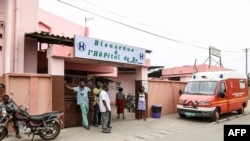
58,0,207,49
58,0,245,53
82,0,246,54
82,0,194,42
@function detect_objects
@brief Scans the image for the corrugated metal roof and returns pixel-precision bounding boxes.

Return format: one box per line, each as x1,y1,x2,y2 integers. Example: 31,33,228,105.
25,31,152,53
25,31,74,46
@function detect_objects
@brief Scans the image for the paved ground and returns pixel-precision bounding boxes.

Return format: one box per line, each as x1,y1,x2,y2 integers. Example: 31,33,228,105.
4,100,250,141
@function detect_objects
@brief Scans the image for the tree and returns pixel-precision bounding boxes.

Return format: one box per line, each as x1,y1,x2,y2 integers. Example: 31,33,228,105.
248,73,250,87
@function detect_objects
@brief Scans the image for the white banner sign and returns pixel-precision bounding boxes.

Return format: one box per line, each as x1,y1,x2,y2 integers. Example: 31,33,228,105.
74,35,146,65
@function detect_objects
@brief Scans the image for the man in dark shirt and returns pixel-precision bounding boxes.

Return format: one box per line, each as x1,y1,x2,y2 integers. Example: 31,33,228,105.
0,94,21,139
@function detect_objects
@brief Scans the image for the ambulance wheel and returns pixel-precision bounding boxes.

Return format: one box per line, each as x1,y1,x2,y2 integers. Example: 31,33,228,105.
179,113,186,118
237,106,245,114
210,108,219,122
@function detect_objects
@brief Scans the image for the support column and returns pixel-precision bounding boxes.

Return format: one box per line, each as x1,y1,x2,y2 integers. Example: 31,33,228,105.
47,46,64,75
4,0,14,74
47,46,65,128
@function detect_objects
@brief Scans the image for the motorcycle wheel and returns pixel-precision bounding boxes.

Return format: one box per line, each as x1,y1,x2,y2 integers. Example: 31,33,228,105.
0,126,8,140
132,103,136,113
39,122,61,140
128,106,131,112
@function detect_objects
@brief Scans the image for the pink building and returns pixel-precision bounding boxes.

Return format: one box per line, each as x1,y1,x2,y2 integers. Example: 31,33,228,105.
161,64,233,81
0,0,151,127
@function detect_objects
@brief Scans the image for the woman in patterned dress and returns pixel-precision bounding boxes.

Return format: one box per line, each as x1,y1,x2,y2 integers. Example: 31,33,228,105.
137,85,147,121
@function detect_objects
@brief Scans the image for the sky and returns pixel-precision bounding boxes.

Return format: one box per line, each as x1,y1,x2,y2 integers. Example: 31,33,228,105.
39,0,250,74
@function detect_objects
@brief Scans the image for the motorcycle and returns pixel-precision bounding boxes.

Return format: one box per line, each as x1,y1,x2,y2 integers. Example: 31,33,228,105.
125,94,136,113
0,92,64,141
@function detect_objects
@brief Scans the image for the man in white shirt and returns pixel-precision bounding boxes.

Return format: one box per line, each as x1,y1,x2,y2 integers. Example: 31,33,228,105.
99,83,112,133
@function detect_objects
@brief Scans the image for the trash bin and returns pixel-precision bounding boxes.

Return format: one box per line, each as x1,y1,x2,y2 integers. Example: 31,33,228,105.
152,104,162,118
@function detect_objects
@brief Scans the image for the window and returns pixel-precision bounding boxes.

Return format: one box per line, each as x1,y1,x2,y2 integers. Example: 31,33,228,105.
239,80,246,89
168,77,180,81
220,82,226,93
184,81,217,95
0,33,2,51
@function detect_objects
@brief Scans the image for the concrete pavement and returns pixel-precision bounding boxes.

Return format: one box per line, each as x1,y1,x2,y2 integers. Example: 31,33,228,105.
4,100,250,141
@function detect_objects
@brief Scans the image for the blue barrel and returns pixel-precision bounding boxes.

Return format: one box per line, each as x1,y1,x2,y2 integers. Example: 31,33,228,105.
152,104,162,118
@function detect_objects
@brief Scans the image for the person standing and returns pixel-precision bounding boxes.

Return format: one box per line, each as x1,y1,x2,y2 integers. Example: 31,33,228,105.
0,95,22,139
99,83,112,133
92,82,101,127
65,80,91,130
137,85,147,121
106,87,112,129
116,87,126,119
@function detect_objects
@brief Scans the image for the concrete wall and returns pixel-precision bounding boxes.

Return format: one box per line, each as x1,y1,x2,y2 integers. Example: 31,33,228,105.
106,74,136,104
2,74,188,116
3,73,53,115
38,9,84,36
147,80,187,116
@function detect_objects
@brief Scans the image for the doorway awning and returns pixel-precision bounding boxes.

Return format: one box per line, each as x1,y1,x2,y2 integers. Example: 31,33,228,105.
25,31,74,46
25,31,152,53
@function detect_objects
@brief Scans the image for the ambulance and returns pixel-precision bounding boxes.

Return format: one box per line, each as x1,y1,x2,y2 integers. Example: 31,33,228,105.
177,71,249,122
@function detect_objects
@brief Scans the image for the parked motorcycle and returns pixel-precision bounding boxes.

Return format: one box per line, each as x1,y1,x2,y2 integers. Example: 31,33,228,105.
0,92,64,141
125,94,136,112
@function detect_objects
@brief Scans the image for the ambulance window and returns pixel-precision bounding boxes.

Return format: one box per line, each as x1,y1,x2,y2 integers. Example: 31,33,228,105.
220,82,226,93
239,80,245,89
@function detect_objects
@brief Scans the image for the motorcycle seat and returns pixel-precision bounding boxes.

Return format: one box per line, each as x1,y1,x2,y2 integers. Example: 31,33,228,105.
30,111,63,122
